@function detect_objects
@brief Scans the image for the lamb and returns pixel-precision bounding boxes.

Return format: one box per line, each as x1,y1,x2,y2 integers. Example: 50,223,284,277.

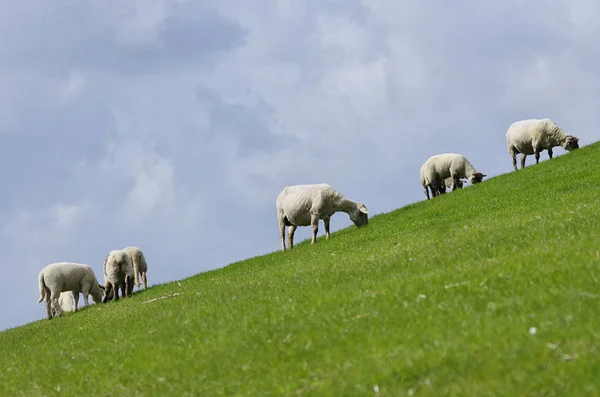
506,118,580,171
276,183,369,251
420,153,486,200
37,262,104,320
102,250,134,303
122,246,148,289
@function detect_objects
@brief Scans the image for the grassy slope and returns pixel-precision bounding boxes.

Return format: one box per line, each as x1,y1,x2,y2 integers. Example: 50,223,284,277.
1,143,599,397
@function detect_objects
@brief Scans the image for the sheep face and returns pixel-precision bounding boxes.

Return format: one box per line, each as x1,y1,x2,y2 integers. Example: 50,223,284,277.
102,283,114,303
562,136,580,152
468,172,486,184
349,204,369,227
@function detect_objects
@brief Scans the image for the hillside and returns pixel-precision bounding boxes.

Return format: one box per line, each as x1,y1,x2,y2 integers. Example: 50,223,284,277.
1,143,599,397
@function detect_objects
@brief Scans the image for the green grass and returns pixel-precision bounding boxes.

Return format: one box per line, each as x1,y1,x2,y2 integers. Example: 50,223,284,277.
2,144,600,397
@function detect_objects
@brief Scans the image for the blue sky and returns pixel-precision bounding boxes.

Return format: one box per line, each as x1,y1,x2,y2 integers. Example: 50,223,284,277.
1,0,598,331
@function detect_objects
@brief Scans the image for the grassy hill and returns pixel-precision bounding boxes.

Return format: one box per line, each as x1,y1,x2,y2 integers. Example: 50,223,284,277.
1,143,599,397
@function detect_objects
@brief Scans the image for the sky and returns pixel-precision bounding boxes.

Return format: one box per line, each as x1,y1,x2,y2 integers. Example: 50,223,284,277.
0,0,598,331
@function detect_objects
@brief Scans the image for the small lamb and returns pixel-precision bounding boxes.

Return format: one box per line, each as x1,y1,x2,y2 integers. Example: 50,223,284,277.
37,262,104,320
276,183,368,251
506,118,580,170
102,250,134,303
420,153,486,200
122,246,148,289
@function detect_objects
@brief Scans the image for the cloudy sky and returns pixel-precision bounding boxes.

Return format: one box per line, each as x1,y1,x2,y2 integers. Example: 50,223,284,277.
0,0,597,331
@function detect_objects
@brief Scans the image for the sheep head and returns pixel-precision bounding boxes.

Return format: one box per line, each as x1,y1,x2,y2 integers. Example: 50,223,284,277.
469,172,486,184
563,136,580,152
349,203,369,227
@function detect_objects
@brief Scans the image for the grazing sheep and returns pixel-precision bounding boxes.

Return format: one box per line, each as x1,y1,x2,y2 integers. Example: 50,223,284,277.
102,250,134,303
276,183,369,251
122,246,148,289
420,153,486,200
506,118,580,170
37,262,104,320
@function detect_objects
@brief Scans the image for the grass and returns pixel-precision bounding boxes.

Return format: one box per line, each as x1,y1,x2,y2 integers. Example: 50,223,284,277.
1,143,599,397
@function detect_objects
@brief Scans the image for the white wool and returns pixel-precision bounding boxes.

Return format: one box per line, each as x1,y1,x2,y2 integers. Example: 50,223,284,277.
420,153,486,200
53,291,77,315
102,249,134,302
276,183,368,251
37,262,103,320
506,118,580,170
122,246,148,289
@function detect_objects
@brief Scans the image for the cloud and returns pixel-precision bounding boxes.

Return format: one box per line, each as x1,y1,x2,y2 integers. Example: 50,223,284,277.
1,0,599,330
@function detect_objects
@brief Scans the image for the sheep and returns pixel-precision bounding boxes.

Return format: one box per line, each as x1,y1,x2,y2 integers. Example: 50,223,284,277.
121,246,148,289
37,262,104,320
102,250,134,303
276,183,368,251
506,118,580,171
420,153,486,200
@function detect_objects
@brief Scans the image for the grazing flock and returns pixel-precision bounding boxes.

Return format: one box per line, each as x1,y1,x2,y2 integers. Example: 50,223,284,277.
36,118,580,320
37,246,148,320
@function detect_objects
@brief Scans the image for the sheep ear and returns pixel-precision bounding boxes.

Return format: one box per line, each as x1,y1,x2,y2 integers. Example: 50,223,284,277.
359,204,368,214
481,174,487,177
98,284,105,291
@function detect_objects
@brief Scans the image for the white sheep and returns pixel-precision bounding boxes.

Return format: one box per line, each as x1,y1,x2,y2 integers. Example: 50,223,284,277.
420,153,486,200
122,246,148,289
37,262,104,320
102,250,134,302
506,118,580,170
276,183,368,251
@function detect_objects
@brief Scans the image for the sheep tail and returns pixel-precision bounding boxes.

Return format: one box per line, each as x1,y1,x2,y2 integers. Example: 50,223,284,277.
37,273,46,304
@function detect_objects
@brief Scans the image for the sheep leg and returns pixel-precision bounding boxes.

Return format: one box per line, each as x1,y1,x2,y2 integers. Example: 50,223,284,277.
142,272,147,289
120,282,126,299
324,218,331,240
50,292,63,317
520,154,527,169
452,175,461,191
548,148,553,159
113,283,120,301
45,297,53,320
428,185,434,198
310,214,319,244
133,257,141,288
287,225,297,249
125,275,133,297
424,186,430,200
81,284,90,307
509,146,518,171
534,151,540,164
279,219,287,251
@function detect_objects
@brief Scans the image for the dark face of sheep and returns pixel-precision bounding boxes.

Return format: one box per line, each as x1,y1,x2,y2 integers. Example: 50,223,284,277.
469,172,486,184
350,204,369,227
102,283,113,303
563,136,580,152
